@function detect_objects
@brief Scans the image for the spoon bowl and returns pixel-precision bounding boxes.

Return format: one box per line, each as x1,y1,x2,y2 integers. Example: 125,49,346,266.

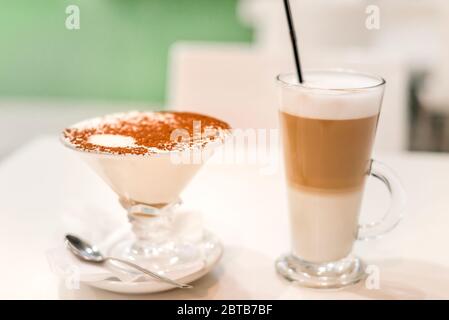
65,234,105,262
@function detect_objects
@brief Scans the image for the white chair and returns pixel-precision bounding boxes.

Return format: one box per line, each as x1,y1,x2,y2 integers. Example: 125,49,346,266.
167,42,283,129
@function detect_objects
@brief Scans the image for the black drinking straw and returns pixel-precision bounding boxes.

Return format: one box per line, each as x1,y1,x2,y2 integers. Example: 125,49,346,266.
283,0,304,83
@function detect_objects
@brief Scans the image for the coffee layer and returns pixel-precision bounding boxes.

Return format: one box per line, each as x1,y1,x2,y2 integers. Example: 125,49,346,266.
280,111,378,191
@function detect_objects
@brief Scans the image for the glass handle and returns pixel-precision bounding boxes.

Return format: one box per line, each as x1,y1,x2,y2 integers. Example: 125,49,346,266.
357,159,406,241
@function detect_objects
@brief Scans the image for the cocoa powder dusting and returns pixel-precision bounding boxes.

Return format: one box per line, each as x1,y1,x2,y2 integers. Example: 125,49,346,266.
63,111,231,155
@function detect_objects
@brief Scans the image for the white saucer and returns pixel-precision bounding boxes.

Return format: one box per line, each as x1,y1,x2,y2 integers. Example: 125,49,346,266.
85,231,223,294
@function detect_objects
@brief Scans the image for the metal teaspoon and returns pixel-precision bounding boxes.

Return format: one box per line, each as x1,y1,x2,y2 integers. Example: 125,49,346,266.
65,234,192,289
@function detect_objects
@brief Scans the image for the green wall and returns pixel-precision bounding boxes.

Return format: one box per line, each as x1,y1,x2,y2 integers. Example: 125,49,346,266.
0,0,253,104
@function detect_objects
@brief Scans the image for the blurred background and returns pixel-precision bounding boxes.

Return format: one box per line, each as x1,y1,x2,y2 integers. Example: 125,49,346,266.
1,0,449,158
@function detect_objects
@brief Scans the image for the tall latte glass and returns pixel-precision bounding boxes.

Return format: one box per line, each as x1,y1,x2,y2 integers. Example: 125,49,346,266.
276,70,405,288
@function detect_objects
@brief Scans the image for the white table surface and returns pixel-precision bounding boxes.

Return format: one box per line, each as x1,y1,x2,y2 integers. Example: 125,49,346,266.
1,136,449,299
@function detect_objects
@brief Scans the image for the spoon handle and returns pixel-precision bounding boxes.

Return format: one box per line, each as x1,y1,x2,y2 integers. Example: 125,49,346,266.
105,257,192,289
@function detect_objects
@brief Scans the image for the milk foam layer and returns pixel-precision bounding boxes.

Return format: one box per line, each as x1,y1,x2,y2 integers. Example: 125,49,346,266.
287,187,363,263
279,71,384,120
282,71,382,90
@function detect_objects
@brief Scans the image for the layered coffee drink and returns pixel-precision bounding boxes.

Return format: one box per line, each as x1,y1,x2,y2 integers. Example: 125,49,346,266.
62,111,230,205
279,72,383,263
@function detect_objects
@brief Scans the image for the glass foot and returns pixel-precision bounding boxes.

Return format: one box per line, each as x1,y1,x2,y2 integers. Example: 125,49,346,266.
108,231,220,273
275,254,366,289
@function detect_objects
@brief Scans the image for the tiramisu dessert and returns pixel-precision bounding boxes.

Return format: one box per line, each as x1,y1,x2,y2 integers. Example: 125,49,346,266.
62,111,231,205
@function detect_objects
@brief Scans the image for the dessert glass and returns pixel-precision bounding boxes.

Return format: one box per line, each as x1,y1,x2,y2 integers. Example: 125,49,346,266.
61,112,230,272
